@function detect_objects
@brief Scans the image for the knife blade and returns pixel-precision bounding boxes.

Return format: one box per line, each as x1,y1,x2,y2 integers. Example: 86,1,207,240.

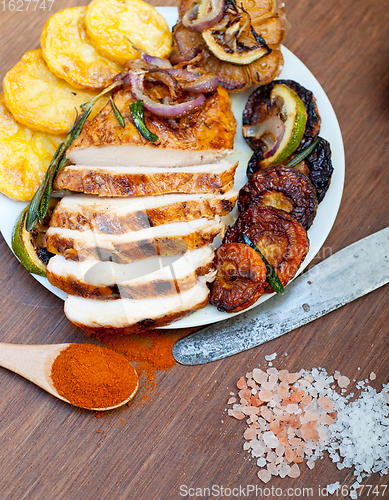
172,227,389,365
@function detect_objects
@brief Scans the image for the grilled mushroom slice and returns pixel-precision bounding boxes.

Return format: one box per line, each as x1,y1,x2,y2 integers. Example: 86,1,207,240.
293,137,333,203
238,165,318,229
209,242,266,312
224,204,309,292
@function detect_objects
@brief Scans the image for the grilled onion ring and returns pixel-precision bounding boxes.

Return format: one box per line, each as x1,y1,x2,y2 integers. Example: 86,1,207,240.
238,165,318,229
224,204,309,292
129,69,206,118
209,242,266,312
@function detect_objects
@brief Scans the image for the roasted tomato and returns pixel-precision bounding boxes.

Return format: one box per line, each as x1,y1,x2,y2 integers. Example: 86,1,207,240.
209,243,266,312
248,137,334,203
238,165,318,229
243,79,321,155
224,204,309,292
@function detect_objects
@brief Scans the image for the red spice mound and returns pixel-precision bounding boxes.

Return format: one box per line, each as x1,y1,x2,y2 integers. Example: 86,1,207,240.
51,344,138,409
92,329,182,403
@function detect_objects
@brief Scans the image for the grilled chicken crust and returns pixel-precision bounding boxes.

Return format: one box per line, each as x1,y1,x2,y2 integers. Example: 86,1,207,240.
45,219,224,262
64,280,210,333
50,191,237,233
67,86,236,155
54,162,238,196
46,248,214,300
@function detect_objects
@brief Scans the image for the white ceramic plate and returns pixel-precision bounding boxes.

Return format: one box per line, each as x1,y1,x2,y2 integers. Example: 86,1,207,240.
0,7,344,329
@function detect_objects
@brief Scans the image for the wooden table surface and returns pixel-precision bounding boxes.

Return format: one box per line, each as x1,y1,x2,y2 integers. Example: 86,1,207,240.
0,0,388,499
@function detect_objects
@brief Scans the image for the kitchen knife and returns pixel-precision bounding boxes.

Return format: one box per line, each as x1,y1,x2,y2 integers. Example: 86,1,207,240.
172,227,389,365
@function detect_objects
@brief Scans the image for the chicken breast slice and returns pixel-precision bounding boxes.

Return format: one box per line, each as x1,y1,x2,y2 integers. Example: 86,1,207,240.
66,86,236,168
45,218,224,262
64,279,210,333
47,246,214,300
50,189,238,232
54,161,238,196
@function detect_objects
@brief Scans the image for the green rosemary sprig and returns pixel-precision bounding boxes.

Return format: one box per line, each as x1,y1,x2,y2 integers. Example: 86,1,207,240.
26,80,123,232
285,137,321,168
242,234,284,294
129,100,158,143
110,96,125,128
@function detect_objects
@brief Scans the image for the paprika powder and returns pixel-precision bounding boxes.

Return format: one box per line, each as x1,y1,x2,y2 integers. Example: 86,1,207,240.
50,344,138,409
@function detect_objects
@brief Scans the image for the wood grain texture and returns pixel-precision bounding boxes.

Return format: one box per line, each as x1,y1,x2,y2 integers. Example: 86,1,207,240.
0,0,388,499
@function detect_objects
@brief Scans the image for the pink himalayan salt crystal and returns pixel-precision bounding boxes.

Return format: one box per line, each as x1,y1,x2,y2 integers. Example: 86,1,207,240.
302,395,313,405
306,459,315,469
318,414,335,425
261,406,275,422
286,403,299,414
337,375,350,388
228,409,245,419
287,372,301,384
262,380,277,391
318,396,334,412
253,368,268,385
278,370,289,382
227,397,237,404
267,462,278,476
237,377,247,389
279,464,291,478
239,388,252,400
240,405,260,416
278,382,290,399
257,470,272,483
304,411,319,422
304,373,314,383
248,379,258,389
259,389,273,402
288,463,301,478
370,372,377,381
244,427,257,440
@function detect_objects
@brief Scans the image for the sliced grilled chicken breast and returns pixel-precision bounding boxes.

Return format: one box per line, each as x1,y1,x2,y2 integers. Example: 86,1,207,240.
66,87,236,168
64,279,210,333
54,161,238,197
50,190,237,233
47,246,214,300
45,218,224,262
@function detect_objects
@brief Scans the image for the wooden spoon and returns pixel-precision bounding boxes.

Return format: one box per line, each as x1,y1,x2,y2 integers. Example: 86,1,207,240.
0,343,139,411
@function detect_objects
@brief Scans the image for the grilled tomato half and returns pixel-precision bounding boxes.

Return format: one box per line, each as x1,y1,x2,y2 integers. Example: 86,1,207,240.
238,165,318,230
224,204,309,292
209,242,267,312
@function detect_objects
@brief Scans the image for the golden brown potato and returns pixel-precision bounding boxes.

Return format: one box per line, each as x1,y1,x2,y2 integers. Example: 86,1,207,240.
41,7,121,90
85,0,172,65
3,49,100,135
0,94,64,201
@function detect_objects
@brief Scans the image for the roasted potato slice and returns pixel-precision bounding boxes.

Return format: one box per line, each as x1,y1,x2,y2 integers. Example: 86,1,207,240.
0,94,64,201
224,204,309,292
238,165,318,229
209,243,267,313
41,7,121,90
3,49,100,134
85,0,172,65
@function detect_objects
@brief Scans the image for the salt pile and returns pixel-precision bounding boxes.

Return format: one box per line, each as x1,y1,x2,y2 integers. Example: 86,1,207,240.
227,362,389,492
